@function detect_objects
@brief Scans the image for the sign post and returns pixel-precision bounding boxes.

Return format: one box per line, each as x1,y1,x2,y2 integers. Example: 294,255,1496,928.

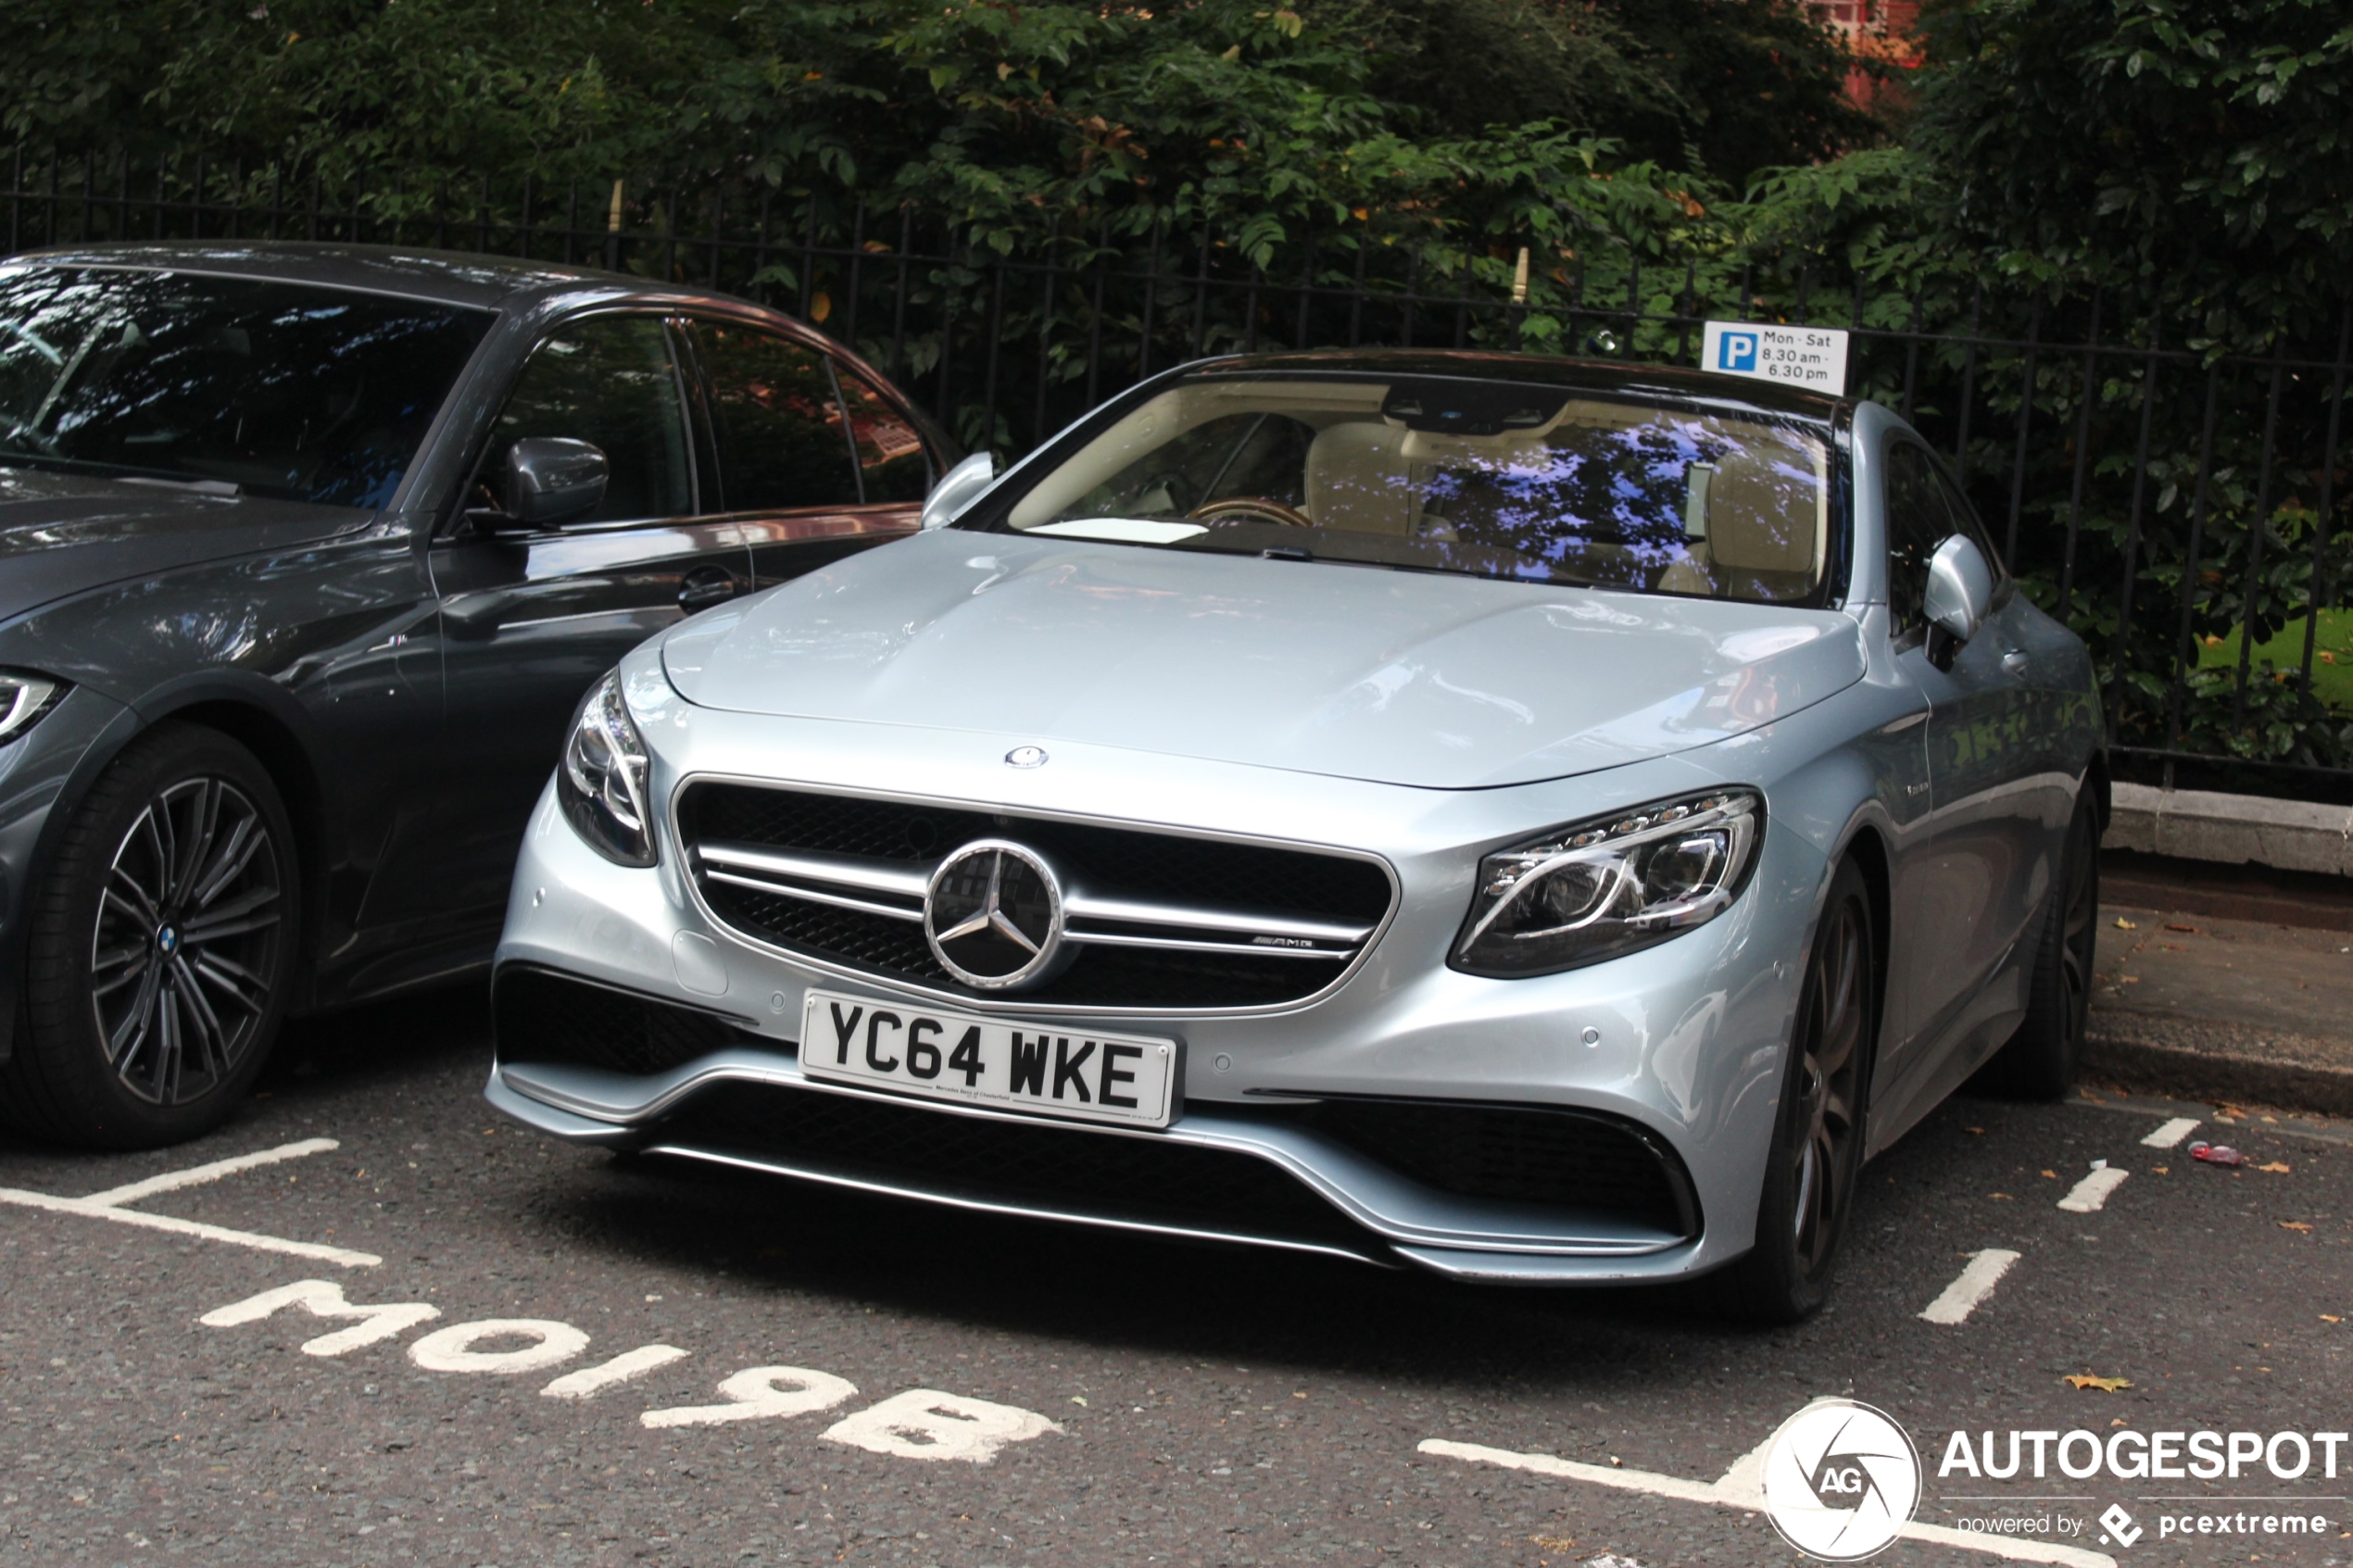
1700,320,1851,395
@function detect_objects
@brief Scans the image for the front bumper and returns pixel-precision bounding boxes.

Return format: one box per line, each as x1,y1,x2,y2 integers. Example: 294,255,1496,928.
0,684,130,1060
487,695,1827,1284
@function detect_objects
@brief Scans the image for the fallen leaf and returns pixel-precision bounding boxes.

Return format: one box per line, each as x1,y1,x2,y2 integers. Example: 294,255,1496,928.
2115,917,2139,930
2041,1169,2058,1178
1069,1396,1088,1407
2282,1222,2315,1233
1528,1536,1577,1553
2322,1315,2342,1323
2259,1161,2292,1173
2152,1165,2170,1174
1990,1192,2015,1200
2064,1374,2133,1392
1965,1126,1985,1135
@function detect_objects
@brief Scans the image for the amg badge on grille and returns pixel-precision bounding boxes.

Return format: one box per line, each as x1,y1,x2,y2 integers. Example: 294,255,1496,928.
923,840,1067,989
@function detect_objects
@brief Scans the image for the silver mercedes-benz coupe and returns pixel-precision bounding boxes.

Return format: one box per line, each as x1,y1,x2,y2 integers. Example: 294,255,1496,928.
484,348,2105,1321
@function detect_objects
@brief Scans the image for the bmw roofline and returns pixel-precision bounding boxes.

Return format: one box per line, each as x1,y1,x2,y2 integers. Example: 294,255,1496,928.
5,239,628,312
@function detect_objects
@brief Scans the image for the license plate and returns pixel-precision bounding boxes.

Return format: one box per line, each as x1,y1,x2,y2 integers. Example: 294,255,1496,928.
798,989,1180,1129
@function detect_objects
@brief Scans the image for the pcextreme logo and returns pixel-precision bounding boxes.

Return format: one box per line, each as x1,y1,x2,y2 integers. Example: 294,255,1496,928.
1763,1399,1925,1561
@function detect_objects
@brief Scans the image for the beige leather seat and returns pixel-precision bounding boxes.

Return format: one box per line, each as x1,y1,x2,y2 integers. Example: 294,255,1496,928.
1658,454,1818,600
1303,421,1416,535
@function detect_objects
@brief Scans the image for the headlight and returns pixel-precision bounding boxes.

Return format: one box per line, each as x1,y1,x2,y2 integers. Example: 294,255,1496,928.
0,671,64,744
558,671,658,867
1451,789,1763,977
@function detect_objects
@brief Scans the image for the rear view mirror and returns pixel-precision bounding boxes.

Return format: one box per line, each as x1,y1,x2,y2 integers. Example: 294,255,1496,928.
502,437,608,528
920,451,1000,531
1924,533,1994,658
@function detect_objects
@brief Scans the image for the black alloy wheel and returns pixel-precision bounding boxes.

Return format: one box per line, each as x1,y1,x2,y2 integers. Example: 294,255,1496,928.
1981,790,2102,1099
1790,886,1869,1277
2,724,299,1149
1717,857,1878,1323
90,775,285,1106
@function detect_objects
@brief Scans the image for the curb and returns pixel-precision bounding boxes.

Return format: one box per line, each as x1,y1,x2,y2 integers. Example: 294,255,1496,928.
2086,1010,2353,1118
2107,782,2353,875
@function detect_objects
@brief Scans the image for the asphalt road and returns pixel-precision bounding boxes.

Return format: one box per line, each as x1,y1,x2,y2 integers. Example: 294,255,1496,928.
2,985,2349,1568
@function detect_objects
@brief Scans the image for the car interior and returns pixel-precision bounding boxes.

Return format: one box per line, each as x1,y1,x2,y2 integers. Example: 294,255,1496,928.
1004,377,1831,602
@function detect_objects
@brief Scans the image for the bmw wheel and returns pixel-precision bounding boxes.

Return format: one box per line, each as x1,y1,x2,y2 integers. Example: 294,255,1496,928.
2,724,298,1149
1717,857,1877,1323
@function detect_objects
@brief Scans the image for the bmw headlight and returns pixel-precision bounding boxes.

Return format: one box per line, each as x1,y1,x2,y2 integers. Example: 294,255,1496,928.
0,671,63,744
1451,789,1763,977
558,671,658,867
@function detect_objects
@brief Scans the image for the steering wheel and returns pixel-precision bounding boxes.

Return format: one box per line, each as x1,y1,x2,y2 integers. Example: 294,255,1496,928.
1189,495,1315,529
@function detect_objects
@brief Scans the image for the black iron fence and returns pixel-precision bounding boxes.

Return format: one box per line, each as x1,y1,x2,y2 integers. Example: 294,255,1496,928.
7,149,2352,799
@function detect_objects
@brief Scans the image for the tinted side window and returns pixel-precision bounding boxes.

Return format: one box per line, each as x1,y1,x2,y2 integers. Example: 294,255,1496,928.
1931,463,2008,588
484,316,693,523
687,321,861,511
836,364,933,503
1882,442,1953,638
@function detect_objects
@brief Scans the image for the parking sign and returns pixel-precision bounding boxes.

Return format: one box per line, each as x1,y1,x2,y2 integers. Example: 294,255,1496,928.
1702,320,1849,394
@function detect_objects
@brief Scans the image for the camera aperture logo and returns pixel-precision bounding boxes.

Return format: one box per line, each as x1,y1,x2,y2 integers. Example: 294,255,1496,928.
1763,1399,1923,1561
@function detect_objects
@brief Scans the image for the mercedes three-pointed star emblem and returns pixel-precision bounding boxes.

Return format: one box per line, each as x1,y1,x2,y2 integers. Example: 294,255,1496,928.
923,838,1066,990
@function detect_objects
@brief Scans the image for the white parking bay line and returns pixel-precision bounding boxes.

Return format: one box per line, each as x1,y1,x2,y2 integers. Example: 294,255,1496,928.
1919,1248,2022,1325
0,1186,380,1266
2058,1167,2131,1213
2141,1117,2200,1149
0,1136,376,1268
80,1136,341,1208
1419,1438,2114,1566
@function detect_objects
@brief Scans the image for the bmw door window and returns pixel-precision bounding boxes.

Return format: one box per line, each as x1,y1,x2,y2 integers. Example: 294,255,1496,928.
834,363,934,503
683,321,861,512
972,372,1836,605
0,265,488,506
472,315,695,525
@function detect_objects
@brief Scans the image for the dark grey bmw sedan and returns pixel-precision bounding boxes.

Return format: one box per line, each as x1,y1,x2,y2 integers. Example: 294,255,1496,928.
0,242,950,1148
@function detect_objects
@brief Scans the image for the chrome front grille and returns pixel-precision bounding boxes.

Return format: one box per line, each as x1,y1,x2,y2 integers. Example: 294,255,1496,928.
676,782,1395,1010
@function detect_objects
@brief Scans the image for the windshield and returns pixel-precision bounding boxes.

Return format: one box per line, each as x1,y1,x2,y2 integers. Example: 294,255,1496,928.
977,372,1837,602
0,266,491,507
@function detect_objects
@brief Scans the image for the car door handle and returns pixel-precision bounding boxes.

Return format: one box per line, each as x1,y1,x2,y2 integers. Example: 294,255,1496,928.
2000,648,2030,675
678,566,741,613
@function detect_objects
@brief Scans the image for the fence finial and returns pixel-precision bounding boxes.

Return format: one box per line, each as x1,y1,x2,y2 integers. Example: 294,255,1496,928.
607,180,624,233
1511,246,1530,306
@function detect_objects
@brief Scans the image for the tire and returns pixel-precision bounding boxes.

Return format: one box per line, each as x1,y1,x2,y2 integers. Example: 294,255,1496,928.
1979,790,2100,1100
0,723,299,1149
1716,858,1878,1324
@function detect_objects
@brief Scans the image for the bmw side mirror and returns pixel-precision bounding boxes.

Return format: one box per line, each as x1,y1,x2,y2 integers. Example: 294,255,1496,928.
1923,533,1994,668
920,451,1000,531
501,437,609,528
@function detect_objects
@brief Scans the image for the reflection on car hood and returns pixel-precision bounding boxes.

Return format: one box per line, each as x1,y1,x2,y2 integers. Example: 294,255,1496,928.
0,466,367,623
661,530,1868,789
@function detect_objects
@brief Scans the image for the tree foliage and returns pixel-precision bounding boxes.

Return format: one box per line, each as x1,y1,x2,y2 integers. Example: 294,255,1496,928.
1894,0,2353,343
0,0,1872,252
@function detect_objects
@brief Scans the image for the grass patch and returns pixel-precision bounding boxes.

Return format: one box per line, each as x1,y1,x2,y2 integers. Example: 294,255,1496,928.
2196,609,2353,712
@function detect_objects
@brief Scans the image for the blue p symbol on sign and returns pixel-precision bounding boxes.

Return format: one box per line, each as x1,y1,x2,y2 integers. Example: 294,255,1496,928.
1719,332,1759,372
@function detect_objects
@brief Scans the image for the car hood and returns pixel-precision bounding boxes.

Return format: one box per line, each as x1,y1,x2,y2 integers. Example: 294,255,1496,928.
661,530,1868,790
0,465,368,623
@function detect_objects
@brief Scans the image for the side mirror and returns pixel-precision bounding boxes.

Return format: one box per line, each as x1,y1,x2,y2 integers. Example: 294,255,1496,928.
920,451,1000,531
1923,533,1994,657
501,437,608,528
